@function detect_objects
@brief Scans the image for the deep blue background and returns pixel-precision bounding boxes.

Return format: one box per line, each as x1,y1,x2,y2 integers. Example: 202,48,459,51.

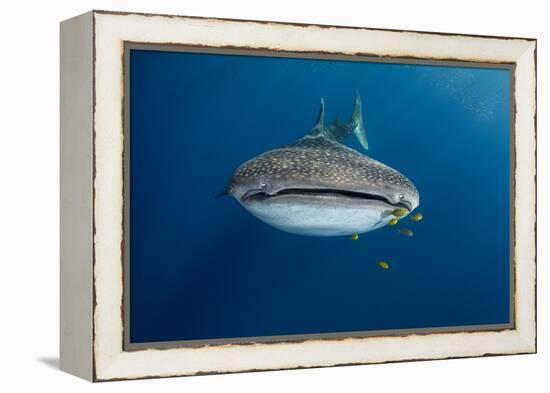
129,49,510,343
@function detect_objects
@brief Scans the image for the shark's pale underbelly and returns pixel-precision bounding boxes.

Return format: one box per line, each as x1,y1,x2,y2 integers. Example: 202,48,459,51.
241,194,398,237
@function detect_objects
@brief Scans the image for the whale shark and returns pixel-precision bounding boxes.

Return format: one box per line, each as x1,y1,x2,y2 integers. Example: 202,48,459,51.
221,90,419,237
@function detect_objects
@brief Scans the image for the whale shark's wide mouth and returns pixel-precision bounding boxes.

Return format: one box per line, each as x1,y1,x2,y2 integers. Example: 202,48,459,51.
241,188,412,211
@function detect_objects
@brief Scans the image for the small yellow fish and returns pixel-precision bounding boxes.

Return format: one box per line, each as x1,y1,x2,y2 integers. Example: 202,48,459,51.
388,217,398,226
410,212,423,222
397,228,414,237
391,207,409,218
377,261,389,270
351,233,359,241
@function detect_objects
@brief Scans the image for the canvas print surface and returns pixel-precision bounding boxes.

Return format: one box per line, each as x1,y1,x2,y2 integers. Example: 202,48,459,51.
127,47,511,345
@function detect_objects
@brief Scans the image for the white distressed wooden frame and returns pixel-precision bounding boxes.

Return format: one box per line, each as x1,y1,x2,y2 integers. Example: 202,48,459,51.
60,10,536,382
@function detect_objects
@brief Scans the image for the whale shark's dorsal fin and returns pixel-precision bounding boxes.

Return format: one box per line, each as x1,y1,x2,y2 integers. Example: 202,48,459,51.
312,97,325,133
309,89,368,151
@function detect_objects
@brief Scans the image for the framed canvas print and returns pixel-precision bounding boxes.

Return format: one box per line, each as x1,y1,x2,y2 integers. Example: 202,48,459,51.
60,10,537,382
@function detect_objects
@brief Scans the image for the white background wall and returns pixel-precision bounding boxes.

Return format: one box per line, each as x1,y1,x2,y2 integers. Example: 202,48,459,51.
0,0,546,391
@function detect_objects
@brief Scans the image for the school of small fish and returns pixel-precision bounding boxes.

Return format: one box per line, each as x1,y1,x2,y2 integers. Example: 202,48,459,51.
349,209,424,270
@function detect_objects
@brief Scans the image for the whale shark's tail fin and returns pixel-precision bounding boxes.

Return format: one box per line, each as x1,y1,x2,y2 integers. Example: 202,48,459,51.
309,88,368,151
348,87,369,150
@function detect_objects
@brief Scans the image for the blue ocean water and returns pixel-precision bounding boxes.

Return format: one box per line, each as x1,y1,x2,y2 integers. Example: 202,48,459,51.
129,49,511,343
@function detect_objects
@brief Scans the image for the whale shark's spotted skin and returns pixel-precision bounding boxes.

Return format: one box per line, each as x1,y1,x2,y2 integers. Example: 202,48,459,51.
229,136,417,198
224,90,420,237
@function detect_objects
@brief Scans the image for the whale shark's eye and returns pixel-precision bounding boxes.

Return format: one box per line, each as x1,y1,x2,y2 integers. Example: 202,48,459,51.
399,194,405,200
260,182,267,189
